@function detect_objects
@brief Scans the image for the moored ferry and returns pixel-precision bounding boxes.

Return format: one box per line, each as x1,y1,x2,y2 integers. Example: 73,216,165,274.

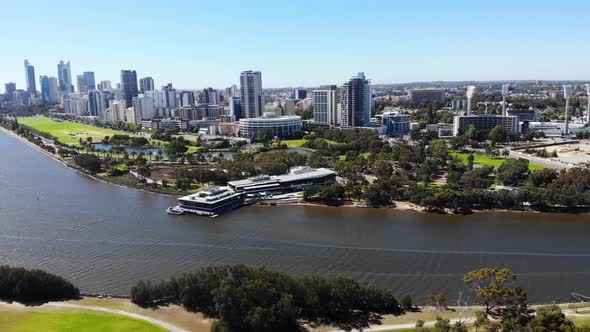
177,186,244,217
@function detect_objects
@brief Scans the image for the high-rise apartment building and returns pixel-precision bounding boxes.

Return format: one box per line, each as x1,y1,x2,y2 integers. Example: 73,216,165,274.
88,90,106,118
340,73,371,128
162,83,177,109
312,85,339,126
132,95,155,122
57,60,73,96
240,71,263,118
120,70,138,108
139,77,155,93
24,60,37,94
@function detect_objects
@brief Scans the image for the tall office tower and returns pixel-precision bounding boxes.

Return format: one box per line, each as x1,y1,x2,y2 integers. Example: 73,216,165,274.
293,89,307,100
40,76,60,105
83,72,96,91
120,70,139,108
98,80,112,91
132,95,155,122
313,85,339,126
76,75,87,94
40,76,50,104
24,60,37,94
57,60,73,96
88,90,106,118
139,77,155,93
585,84,590,126
5,82,16,95
162,83,177,109
240,71,263,118
340,73,371,128
180,91,195,107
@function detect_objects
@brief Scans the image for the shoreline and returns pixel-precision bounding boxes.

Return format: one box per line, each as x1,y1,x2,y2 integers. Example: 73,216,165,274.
2,126,588,216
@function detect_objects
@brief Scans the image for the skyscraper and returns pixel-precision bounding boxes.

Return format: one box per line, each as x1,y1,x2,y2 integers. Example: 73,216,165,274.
24,60,37,94
139,77,155,93
162,83,176,109
88,90,106,118
340,72,371,128
5,82,16,95
132,95,155,122
120,70,139,108
313,85,339,126
180,91,195,107
76,75,87,94
39,76,60,104
240,71,263,118
84,72,96,91
57,60,73,96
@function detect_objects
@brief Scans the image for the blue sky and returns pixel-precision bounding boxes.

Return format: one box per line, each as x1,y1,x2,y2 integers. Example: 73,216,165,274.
2,0,590,90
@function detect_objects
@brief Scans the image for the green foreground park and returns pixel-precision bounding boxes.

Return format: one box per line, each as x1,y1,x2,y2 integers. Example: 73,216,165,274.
17,116,134,144
450,151,545,170
0,309,166,332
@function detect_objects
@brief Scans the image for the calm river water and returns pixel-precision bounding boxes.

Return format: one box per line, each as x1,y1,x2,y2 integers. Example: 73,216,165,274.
1,129,589,303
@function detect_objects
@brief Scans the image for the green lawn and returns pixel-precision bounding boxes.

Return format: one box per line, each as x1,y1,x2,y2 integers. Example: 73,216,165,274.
18,116,135,145
451,151,545,171
282,138,338,148
0,310,166,332
282,139,308,147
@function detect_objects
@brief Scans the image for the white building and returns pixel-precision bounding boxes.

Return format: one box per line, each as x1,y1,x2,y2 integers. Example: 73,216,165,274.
239,112,302,138
132,94,155,122
240,70,263,118
64,94,88,116
145,89,166,109
313,86,339,126
104,100,127,123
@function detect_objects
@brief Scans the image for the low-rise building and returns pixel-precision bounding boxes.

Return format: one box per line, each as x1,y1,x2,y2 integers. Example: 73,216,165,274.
228,166,336,194
380,112,410,137
453,115,520,136
239,112,302,138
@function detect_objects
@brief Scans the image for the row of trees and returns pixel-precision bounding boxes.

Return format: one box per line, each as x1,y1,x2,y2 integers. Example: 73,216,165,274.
131,264,404,332
0,266,79,303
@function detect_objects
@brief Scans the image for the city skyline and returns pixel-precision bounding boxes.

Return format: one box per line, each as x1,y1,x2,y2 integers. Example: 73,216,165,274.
2,0,590,90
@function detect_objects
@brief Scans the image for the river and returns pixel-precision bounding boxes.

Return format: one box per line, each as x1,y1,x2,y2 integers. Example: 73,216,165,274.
1,129,589,303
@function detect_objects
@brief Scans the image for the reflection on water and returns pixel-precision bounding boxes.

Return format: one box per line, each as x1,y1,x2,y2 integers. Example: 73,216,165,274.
1,130,589,302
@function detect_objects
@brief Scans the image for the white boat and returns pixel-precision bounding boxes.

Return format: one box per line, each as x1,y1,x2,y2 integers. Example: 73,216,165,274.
166,206,184,215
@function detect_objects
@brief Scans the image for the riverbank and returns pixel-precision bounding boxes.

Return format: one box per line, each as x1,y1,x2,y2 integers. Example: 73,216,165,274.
2,125,588,216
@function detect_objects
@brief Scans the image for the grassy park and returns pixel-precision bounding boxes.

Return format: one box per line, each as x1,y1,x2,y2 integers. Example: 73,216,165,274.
0,310,166,332
17,116,133,144
451,151,545,171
